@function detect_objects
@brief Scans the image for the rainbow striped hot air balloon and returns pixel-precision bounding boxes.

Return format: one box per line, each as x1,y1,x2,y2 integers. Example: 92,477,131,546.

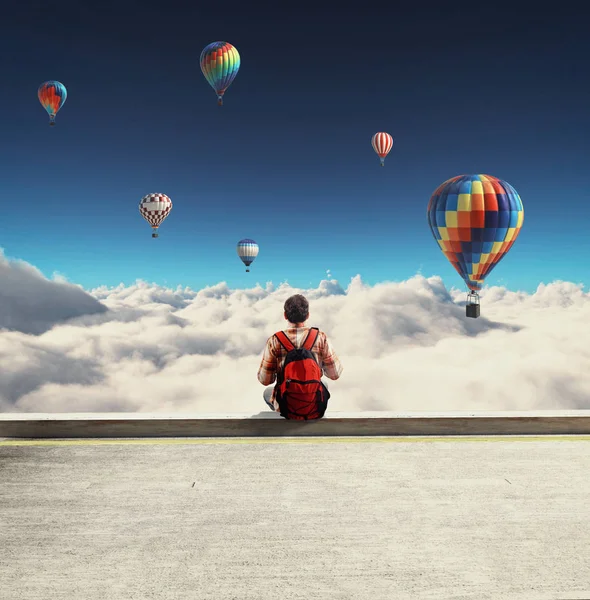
371,132,393,166
139,193,173,238
237,239,258,272
38,81,67,126
200,42,240,106
427,174,524,318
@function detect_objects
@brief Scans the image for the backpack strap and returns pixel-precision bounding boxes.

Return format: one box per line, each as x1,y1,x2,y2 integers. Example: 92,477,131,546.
274,331,295,352
275,328,319,352
302,327,320,351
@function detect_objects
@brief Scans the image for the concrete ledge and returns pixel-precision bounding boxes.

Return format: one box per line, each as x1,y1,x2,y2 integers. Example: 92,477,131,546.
1,411,590,438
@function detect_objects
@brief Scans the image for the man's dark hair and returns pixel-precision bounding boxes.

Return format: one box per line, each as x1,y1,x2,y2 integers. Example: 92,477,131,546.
284,294,309,324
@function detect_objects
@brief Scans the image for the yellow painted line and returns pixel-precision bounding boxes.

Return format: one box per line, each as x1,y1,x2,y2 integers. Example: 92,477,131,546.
1,435,589,447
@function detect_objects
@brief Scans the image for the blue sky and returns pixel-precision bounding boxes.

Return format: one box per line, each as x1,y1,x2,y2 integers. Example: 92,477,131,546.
1,2,589,294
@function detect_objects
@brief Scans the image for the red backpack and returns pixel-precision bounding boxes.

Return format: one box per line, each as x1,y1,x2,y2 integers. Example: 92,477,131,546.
274,327,330,420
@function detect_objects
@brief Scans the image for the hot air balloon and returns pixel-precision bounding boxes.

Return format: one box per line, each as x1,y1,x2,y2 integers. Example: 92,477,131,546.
139,193,173,238
371,132,393,166
427,174,524,318
200,42,240,106
237,239,258,272
38,81,67,126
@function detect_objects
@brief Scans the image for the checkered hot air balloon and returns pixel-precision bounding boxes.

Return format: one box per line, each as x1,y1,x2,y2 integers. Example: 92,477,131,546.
200,41,240,106
139,193,173,238
427,174,524,318
38,81,67,126
371,132,393,166
237,239,258,272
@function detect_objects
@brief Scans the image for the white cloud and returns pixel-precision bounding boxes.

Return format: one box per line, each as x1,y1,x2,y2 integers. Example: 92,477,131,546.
1,250,590,413
0,250,108,335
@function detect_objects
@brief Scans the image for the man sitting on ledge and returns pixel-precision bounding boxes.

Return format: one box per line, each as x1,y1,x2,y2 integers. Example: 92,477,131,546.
257,294,343,420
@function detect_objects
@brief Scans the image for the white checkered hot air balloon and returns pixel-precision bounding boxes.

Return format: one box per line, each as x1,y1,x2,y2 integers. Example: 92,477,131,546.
139,193,172,238
237,239,259,272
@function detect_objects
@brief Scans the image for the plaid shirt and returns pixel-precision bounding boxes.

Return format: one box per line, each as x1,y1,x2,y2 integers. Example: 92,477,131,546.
257,324,343,409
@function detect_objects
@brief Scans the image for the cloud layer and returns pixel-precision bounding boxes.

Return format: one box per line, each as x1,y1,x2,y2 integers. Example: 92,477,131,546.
1,250,590,413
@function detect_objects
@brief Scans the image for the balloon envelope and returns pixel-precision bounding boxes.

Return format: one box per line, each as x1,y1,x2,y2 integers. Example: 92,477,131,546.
427,174,524,291
200,42,240,104
237,239,259,267
38,81,67,124
139,193,173,232
371,132,393,165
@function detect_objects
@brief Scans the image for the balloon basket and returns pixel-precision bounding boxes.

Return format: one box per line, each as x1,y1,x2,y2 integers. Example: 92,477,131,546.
466,292,480,319
246,269,250,272
152,233,158,238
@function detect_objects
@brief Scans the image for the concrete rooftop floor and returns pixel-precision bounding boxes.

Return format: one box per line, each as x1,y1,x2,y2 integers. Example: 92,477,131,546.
1,433,589,600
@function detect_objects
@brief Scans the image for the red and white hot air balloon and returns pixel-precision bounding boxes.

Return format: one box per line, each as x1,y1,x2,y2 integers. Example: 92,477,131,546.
139,193,173,238
371,132,394,167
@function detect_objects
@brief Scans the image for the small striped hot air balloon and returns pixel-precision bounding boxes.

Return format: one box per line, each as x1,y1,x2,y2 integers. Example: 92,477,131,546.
237,239,258,272
139,193,173,238
200,42,240,106
427,174,524,318
371,132,394,166
38,81,67,126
